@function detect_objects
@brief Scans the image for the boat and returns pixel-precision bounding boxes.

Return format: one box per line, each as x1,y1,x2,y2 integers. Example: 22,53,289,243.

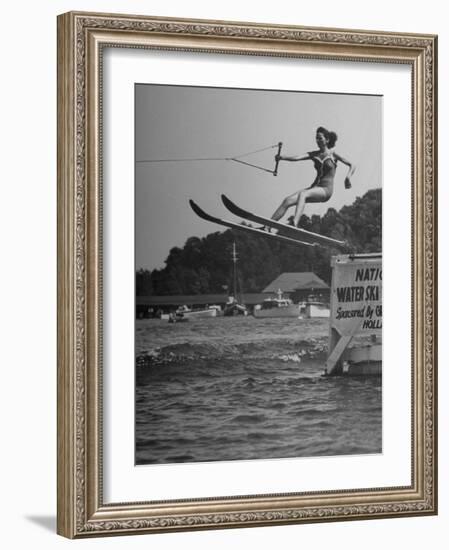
298,294,330,319
223,242,248,316
174,304,217,319
168,311,189,323
253,289,301,318
223,295,248,316
207,304,223,316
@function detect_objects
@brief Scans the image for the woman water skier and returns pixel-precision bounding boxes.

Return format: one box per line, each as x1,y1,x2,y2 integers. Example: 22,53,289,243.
270,127,355,228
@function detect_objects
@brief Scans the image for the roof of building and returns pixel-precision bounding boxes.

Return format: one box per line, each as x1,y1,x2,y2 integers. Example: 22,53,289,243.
262,272,329,293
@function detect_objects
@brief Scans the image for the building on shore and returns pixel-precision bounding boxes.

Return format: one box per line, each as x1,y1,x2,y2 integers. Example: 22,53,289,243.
262,272,330,303
136,272,329,318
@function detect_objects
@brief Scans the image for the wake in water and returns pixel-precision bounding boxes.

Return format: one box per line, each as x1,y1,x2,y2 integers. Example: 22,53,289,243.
136,337,328,368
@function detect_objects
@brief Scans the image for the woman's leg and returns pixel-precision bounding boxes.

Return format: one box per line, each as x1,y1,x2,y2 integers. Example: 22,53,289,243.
271,191,300,221
293,187,329,226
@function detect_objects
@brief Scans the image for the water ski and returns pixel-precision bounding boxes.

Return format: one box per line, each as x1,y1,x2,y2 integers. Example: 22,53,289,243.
221,194,348,251
189,200,315,247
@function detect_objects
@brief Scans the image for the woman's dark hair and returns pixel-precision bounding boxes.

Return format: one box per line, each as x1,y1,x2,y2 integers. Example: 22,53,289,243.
316,126,337,148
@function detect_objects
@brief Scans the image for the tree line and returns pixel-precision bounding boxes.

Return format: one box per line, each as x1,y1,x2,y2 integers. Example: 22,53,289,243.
136,189,381,296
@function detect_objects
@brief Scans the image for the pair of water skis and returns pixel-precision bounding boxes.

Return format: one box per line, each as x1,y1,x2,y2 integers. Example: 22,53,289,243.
189,195,348,251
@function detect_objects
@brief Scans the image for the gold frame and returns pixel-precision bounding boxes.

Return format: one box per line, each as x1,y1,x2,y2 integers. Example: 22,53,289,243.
57,11,438,538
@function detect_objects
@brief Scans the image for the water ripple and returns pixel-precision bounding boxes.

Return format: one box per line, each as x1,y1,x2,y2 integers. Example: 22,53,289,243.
135,316,382,464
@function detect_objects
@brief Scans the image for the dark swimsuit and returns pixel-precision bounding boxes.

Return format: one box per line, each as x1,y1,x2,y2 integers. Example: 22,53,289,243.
307,151,337,200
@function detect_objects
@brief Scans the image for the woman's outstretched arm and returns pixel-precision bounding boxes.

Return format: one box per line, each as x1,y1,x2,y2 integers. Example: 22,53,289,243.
276,153,310,162
334,152,356,188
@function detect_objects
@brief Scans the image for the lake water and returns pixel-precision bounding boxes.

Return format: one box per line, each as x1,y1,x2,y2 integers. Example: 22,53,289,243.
136,316,382,464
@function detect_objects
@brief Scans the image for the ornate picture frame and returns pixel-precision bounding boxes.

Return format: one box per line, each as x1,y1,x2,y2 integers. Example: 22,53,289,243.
57,11,437,538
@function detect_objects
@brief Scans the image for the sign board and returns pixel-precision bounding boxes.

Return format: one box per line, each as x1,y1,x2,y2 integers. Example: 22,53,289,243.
326,254,382,375
330,254,382,337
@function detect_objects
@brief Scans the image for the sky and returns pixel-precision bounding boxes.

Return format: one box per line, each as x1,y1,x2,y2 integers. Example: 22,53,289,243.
135,84,382,271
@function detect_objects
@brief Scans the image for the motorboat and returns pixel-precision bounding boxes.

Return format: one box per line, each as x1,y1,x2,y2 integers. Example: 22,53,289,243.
254,289,301,318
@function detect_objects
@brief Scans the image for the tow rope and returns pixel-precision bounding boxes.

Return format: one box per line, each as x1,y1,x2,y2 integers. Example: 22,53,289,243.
136,142,283,176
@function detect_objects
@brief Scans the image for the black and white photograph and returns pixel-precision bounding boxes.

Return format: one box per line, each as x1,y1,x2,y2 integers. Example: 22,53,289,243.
135,83,383,465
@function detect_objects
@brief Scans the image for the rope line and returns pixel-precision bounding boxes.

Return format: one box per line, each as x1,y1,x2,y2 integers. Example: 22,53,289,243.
232,144,278,159
230,158,274,174
135,143,279,173
136,157,228,163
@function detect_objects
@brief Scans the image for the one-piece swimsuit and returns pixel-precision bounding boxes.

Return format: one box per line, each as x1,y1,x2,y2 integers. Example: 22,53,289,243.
307,151,337,200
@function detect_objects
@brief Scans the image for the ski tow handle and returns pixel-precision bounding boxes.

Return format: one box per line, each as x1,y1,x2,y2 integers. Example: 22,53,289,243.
273,142,283,176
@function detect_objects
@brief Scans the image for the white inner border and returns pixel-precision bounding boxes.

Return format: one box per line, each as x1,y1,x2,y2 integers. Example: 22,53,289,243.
103,48,412,503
